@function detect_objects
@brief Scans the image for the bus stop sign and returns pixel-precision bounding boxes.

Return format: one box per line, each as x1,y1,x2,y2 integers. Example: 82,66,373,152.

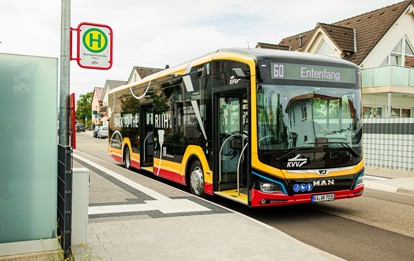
76,22,113,70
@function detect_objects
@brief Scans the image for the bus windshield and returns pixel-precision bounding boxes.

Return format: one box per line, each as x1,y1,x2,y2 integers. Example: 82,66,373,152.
257,84,363,166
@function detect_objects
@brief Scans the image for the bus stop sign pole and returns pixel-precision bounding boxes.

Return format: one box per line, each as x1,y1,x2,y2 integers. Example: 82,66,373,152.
59,0,71,146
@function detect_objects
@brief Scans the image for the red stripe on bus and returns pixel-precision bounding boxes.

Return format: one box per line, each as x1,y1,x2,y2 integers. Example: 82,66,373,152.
154,167,186,185
131,159,140,169
111,154,123,163
251,185,364,207
204,182,213,195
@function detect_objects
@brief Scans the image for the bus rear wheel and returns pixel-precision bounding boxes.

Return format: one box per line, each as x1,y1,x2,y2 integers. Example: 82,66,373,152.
189,160,205,197
124,147,131,170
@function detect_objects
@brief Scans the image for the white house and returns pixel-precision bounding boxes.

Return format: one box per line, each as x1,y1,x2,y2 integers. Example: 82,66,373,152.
257,0,414,170
100,80,127,127
258,0,414,119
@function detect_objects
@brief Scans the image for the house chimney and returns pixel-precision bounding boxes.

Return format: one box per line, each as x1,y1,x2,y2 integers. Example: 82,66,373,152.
353,29,357,53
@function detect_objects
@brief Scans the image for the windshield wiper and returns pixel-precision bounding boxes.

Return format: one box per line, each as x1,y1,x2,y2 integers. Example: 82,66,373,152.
275,147,315,161
275,142,360,162
335,142,360,158
315,142,360,157
299,141,360,158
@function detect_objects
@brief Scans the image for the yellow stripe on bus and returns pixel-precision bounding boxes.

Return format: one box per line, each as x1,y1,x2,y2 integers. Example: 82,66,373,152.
252,154,365,179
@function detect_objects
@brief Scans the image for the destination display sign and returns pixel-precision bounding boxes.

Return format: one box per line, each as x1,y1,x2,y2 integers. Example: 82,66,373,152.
271,62,356,84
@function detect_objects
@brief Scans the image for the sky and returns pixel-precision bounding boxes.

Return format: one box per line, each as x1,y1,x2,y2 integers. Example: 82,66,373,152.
0,0,402,101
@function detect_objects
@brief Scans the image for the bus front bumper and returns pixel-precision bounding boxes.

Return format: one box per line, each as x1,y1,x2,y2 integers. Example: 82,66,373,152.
250,185,364,207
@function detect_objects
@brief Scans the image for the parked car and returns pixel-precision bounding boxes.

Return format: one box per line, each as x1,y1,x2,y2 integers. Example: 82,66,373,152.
76,123,85,132
93,126,101,137
98,126,108,139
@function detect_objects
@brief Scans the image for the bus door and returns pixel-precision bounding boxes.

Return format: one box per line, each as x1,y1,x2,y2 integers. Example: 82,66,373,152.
213,92,249,203
140,104,154,171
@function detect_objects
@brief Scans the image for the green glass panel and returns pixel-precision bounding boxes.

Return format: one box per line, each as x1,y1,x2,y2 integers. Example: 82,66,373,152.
361,68,374,87
391,66,409,86
0,53,58,243
373,66,391,86
409,69,414,86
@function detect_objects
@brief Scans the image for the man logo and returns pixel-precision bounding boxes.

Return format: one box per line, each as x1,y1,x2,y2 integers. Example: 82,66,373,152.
313,180,335,186
287,154,308,168
318,170,328,175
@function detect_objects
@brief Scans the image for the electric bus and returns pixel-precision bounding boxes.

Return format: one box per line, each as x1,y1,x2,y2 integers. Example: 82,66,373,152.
108,48,364,207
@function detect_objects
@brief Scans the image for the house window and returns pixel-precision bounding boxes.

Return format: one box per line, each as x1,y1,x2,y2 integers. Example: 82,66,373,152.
290,108,296,126
391,107,411,118
405,40,414,55
402,109,410,118
390,54,400,66
363,106,382,119
301,105,307,121
381,38,414,67
376,107,383,118
316,40,335,57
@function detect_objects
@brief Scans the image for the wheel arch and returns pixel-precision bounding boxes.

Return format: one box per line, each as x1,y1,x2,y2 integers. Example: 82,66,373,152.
181,145,212,194
121,138,132,162
185,155,201,186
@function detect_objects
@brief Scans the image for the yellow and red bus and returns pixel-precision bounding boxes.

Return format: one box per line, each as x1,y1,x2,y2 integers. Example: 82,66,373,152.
108,48,364,207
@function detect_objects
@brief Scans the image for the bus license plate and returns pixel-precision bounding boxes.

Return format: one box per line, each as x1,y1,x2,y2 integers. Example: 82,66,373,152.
312,194,334,202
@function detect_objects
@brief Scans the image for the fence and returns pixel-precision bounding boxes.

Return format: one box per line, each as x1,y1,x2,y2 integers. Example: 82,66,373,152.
57,145,73,258
363,118,414,171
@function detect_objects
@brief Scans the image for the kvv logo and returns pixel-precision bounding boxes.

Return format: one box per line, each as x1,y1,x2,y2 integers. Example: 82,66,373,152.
287,154,308,168
229,76,241,85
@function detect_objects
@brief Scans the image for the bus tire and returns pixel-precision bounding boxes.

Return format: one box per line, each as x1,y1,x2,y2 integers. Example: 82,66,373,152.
189,160,205,197
124,147,132,170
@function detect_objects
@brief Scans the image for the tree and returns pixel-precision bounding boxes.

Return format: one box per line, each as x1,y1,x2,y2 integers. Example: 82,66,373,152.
76,92,93,125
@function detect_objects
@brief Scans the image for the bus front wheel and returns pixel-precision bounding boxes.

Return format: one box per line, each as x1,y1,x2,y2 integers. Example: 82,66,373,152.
189,160,205,197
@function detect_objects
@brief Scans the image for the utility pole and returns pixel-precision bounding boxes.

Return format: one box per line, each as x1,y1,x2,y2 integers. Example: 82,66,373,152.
59,0,71,145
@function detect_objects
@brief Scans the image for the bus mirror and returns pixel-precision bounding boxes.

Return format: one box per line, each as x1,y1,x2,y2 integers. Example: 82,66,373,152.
232,68,248,78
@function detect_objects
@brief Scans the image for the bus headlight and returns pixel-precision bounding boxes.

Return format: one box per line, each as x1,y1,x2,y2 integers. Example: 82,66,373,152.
252,171,288,195
259,182,284,194
355,174,364,187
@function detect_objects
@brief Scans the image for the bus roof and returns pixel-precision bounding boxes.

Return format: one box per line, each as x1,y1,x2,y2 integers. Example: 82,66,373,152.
109,48,358,94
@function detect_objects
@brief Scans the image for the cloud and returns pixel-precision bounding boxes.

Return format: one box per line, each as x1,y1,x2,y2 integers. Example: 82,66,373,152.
1,0,400,100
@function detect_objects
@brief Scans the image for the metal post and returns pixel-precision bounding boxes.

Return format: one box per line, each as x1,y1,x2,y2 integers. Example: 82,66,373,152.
58,1,72,259
59,0,71,145
387,92,392,118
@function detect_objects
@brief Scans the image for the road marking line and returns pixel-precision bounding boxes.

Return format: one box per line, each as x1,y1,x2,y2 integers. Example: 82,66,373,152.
365,175,389,181
74,153,211,214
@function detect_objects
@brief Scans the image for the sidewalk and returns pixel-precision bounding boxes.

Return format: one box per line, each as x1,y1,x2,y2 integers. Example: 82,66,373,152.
72,152,343,261
364,166,414,196
71,150,414,260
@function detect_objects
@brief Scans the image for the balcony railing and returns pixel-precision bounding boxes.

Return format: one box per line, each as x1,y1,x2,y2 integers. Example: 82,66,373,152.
361,65,414,88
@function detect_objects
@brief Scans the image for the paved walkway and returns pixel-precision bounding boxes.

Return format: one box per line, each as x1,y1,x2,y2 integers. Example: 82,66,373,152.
71,151,414,260
365,166,414,196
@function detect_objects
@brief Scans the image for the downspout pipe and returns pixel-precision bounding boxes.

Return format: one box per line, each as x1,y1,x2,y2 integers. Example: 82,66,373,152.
353,29,357,53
